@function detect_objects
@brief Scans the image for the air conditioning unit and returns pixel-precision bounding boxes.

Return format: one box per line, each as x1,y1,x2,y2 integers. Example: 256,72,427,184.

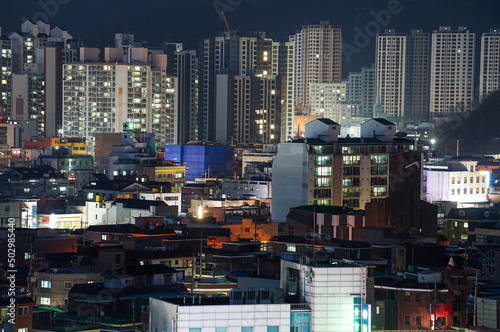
258,288,271,304
244,288,257,304
230,288,243,305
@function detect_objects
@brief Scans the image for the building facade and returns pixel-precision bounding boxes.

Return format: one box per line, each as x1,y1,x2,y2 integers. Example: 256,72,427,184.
0,32,12,121
480,29,500,101
430,27,475,116
375,30,406,118
62,57,177,155
149,258,369,332
405,29,430,121
292,21,342,113
272,118,415,222
423,160,489,204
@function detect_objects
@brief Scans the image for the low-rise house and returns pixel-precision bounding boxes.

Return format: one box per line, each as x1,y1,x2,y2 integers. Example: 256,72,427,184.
222,218,278,243
34,269,102,310
373,268,466,330
102,264,181,288
443,207,500,244
0,228,77,268
77,247,125,272
0,166,76,198
0,297,34,332
85,198,177,226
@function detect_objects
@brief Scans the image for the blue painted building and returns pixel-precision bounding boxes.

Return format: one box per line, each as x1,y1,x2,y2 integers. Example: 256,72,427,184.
164,145,234,181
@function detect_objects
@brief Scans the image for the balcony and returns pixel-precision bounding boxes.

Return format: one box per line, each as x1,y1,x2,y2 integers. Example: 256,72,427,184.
370,177,388,186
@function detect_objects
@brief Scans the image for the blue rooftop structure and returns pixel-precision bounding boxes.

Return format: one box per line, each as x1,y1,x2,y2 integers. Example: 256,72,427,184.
164,145,234,181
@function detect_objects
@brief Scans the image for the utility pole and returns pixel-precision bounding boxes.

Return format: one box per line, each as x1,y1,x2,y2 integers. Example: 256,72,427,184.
28,242,33,298
270,229,274,259
132,297,135,331
199,231,203,278
474,270,478,326
191,251,195,293
456,140,460,157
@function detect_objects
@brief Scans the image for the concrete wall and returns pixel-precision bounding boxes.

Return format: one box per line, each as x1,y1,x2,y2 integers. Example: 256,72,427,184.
272,143,309,222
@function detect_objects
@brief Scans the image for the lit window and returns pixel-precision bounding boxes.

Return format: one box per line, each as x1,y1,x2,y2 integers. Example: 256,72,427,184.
41,280,51,288
40,297,50,305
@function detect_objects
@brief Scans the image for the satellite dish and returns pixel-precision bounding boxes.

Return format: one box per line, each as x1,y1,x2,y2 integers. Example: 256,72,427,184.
100,311,105,317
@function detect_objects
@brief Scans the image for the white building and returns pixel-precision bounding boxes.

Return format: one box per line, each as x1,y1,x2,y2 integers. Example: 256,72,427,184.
221,179,272,200
430,27,475,116
292,21,342,112
148,258,370,332
85,198,174,227
480,29,500,101
375,30,406,118
423,160,489,204
309,82,346,117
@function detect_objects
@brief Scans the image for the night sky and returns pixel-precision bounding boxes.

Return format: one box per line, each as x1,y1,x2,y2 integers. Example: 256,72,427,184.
2,0,500,75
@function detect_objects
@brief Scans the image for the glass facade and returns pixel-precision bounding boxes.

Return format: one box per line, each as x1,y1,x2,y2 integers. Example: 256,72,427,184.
290,312,311,332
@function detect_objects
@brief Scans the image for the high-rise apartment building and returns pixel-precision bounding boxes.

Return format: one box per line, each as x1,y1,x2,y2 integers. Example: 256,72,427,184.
292,21,342,114
12,70,44,135
309,82,346,118
347,72,361,104
360,66,376,118
375,30,407,118
430,26,475,116
405,29,430,121
216,71,282,144
234,74,282,144
4,21,73,135
278,41,295,141
480,29,500,101
112,39,198,145
198,33,238,142
62,52,177,155
170,49,197,144
237,34,294,142
44,46,63,137
203,32,294,143
9,20,48,75
348,66,376,117
0,29,12,121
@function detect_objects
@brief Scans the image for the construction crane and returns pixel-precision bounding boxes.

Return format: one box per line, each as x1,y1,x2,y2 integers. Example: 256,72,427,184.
221,11,231,33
